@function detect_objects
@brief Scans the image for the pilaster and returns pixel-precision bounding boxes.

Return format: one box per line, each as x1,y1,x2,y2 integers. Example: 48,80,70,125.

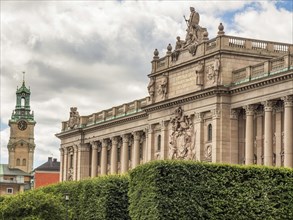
282,96,293,167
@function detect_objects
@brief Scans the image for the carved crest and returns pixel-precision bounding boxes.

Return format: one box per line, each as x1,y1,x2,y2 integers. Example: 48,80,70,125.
68,107,80,129
169,107,195,160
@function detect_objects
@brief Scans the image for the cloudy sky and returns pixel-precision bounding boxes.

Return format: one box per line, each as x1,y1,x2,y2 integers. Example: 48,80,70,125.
1,0,292,168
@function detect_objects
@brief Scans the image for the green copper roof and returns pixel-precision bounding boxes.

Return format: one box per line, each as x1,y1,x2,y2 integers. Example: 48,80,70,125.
16,81,30,94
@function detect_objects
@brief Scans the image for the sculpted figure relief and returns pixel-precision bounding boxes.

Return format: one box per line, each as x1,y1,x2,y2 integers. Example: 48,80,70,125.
158,74,168,99
207,56,221,84
147,77,155,100
169,107,196,160
195,61,204,85
68,107,80,129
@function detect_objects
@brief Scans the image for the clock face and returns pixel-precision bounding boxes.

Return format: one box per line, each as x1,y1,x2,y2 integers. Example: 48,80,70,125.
18,120,27,131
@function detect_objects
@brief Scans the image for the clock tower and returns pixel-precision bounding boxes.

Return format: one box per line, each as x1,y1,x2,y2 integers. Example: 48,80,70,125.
7,75,36,173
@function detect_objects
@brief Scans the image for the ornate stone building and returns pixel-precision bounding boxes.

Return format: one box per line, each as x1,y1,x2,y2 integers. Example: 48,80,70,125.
57,8,293,182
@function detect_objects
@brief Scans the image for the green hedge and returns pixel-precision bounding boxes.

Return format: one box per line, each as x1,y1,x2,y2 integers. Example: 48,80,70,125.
40,175,130,220
128,160,293,220
0,175,129,220
0,190,65,220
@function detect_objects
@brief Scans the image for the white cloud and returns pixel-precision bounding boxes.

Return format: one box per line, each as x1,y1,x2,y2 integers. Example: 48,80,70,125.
1,1,292,168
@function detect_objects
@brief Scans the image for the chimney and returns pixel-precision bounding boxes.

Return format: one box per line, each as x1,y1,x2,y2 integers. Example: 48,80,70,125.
48,157,52,166
53,158,57,163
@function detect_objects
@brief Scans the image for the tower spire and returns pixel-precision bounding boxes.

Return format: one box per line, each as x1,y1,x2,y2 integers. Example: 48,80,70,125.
22,71,25,86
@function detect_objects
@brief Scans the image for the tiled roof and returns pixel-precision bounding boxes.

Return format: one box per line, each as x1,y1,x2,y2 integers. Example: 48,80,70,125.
34,157,60,171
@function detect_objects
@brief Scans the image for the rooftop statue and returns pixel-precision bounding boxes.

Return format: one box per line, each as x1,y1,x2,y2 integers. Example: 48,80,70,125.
171,7,207,60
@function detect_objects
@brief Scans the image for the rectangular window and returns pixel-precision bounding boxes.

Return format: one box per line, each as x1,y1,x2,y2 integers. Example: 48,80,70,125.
7,188,13,194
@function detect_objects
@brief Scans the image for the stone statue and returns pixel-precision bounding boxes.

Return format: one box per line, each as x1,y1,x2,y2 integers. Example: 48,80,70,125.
183,31,198,56
171,36,185,61
68,107,80,129
158,74,168,99
169,107,195,160
147,77,155,99
184,7,200,40
195,61,204,85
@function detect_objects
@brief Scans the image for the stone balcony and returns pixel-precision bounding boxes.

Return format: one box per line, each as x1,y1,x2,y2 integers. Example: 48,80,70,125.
232,53,293,85
151,35,293,75
61,98,148,131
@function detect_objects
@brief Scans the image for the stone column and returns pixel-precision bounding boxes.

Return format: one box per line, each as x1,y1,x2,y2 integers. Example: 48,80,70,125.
63,147,68,181
147,125,154,161
73,145,78,180
101,140,108,175
255,108,264,165
230,109,240,164
132,132,141,168
59,148,64,182
111,137,118,174
212,109,220,163
77,144,90,180
263,101,275,166
160,121,169,159
121,134,129,173
275,106,283,166
244,105,255,165
282,96,293,167
194,112,204,161
91,142,98,178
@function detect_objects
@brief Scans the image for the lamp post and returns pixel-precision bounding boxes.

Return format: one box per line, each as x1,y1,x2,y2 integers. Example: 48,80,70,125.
64,193,69,220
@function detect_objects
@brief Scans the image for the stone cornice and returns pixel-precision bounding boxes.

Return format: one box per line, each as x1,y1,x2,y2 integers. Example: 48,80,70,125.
143,86,229,113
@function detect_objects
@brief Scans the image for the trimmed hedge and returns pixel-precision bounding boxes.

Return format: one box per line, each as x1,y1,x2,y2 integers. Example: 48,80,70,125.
0,175,129,220
128,160,293,220
40,175,130,220
0,190,65,220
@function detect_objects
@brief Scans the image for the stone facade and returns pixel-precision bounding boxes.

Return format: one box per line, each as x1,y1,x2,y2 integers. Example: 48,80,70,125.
56,8,293,182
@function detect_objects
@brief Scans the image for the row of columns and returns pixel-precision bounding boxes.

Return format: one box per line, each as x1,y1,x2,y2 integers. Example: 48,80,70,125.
243,96,293,167
60,131,147,181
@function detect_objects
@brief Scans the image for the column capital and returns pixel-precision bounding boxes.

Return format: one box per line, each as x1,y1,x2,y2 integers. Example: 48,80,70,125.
230,109,240,119
102,139,110,148
243,104,256,116
63,147,68,154
211,109,220,119
194,112,204,123
59,148,64,155
160,120,169,129
133,131,142,141
282,96,293,107
122,134,130,143
262,100,276,111
111,136,119,145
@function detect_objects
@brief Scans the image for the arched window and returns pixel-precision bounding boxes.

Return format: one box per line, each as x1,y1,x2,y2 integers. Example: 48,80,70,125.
16,159,20,166
208,124,212,141
157,135,161,151
21,97,25,108
22,159,26,166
